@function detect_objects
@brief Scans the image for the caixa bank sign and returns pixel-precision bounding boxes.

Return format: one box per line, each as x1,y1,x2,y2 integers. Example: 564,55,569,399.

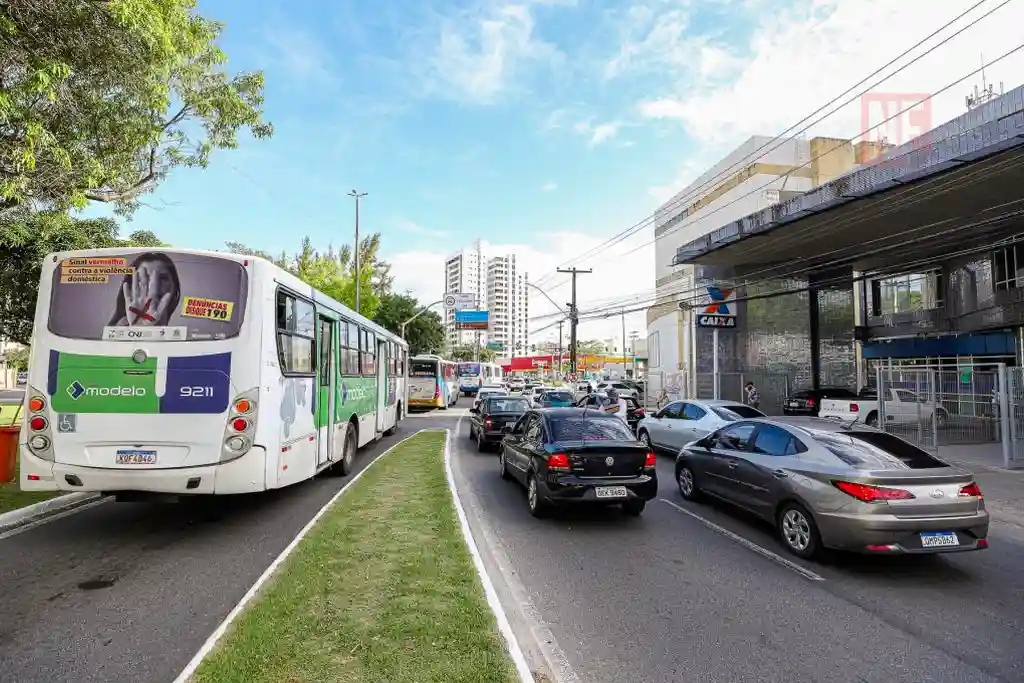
67,381,146,400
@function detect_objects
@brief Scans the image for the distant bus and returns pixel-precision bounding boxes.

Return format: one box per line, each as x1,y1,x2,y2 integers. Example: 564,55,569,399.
19,247,408,499
409,355,459,409
458,361,504,395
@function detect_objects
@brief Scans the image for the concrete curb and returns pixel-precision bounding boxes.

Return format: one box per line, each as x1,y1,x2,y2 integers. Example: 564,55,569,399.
0,492,103,534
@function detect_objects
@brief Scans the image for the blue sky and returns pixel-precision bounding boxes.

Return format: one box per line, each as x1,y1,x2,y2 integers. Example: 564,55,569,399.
85,0,1023,342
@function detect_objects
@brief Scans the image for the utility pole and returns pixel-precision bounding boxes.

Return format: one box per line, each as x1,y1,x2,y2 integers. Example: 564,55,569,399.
557,267,592,378
347,190,367,314
557,320,564,379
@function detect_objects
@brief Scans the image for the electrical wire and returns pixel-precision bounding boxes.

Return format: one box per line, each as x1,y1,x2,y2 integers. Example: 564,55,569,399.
529,0,1018,292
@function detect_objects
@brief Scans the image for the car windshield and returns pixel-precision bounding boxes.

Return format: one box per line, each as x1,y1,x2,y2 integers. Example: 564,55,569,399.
543,391,573,402
486,398,528,413
551,416,636,442
812,430,949,470
710,405,765,420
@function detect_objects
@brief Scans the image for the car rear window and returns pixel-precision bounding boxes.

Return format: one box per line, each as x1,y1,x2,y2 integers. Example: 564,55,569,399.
551,416,635,442
711,405,765,420
813,430,949,470
543,392,573,402
486,398,529,413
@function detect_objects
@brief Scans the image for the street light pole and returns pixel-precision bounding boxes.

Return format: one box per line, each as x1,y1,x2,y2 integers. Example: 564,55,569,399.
620,308,627,379
347,190,368,314
400,299,443,341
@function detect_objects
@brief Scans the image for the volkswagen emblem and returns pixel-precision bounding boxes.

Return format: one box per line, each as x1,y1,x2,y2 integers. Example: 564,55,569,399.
605,456,614,466
930,488,945,499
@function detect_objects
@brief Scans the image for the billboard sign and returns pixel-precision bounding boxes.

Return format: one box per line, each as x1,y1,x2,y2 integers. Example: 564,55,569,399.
696,284,736,330
455,310,489,330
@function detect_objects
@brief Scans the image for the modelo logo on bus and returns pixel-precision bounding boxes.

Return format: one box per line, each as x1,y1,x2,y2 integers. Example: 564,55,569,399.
67,381,146,400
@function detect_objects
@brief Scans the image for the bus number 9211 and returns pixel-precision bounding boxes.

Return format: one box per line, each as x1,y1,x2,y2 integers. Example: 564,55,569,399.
180,386,215,398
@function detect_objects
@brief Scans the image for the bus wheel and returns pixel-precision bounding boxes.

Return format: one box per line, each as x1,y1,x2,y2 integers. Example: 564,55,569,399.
334,424,356,476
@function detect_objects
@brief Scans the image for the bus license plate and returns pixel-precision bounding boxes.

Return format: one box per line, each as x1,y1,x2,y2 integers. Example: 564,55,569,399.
920,531,959,548
595,486,628,499
116,449,157,465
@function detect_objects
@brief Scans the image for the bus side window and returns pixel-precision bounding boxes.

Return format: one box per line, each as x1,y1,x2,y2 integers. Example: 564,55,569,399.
276,290,315,375
341,321,359,375
364,331,377,375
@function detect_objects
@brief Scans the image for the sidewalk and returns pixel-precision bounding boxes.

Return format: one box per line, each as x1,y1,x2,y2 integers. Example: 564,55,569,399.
939,443,1024,528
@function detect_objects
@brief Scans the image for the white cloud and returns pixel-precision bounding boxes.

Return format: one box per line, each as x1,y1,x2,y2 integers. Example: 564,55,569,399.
397,218,448,237
423,3,563,104
385,230,655,347
573,119,622,146
542,182,558,191
636,0,1024,195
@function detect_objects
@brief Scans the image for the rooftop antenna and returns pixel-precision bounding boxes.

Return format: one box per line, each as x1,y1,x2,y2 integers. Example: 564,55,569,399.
966,53,1004,110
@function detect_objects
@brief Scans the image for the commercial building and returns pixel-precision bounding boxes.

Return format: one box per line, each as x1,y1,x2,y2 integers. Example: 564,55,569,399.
443,240,529,357
666,82,1024,438
646,134,879,401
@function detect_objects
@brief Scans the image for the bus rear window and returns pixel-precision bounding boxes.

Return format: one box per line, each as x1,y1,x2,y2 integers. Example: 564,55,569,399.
49,251,248,341
410,361,436,377
460,363,481,375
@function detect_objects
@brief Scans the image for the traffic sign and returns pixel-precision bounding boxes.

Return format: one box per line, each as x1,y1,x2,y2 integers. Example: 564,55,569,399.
566,372,579,382
696,314,737,329
443,292,476,310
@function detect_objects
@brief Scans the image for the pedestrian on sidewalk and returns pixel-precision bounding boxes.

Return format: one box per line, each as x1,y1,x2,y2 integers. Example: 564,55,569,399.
744,381,760,410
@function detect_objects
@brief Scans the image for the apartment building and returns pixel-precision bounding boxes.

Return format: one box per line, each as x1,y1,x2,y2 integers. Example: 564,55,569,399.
443,241,529,356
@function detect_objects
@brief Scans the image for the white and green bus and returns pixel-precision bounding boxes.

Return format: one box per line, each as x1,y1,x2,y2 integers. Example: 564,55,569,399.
19,247,408,498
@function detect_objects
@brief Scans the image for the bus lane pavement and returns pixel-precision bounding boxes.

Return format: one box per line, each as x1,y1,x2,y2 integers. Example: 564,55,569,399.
0,413,458,683
449,422,1011,683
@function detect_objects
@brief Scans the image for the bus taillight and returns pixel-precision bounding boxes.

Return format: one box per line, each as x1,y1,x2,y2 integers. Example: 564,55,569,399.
222,388,258,460
25,385,55,461
434,385,441,399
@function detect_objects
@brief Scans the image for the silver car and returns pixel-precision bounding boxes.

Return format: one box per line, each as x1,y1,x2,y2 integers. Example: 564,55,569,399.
675,416,989,560
636,399,765,453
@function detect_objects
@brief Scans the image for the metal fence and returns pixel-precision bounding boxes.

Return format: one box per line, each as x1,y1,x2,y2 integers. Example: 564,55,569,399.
872,364,1024,467
694,371,791,416
642,370,686,412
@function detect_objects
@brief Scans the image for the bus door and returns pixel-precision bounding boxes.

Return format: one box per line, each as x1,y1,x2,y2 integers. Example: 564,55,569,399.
316,315,335,466
376,338,389,433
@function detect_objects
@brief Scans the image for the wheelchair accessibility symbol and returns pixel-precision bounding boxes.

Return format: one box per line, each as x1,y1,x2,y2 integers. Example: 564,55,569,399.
57,414,77,433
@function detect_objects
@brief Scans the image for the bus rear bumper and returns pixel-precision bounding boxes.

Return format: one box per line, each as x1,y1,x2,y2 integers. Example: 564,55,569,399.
19,446,268,496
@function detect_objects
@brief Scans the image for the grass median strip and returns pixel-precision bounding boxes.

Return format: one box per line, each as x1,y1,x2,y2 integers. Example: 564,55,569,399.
191,430,518,683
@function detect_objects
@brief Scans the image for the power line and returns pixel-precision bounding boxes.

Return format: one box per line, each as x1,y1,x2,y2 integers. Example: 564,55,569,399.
529,0,1016,293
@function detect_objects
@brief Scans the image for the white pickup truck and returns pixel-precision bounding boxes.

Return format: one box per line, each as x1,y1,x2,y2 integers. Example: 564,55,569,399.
819,388,948,428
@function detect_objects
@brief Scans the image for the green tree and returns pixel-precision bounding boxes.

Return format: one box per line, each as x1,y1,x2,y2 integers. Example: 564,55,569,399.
4,345,28,372
0,0,272,216
373,293,445,355
0,212,165,344
449,344,496,363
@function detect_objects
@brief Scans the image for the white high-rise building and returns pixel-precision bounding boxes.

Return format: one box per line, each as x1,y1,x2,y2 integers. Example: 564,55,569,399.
443,241,529,357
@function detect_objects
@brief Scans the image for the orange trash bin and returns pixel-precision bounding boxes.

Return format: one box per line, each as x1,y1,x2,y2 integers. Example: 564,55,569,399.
0,426,18,484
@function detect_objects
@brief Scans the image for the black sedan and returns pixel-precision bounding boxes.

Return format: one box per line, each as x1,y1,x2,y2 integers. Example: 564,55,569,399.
782,387,858,416
498,408,658,517
469,395,531,451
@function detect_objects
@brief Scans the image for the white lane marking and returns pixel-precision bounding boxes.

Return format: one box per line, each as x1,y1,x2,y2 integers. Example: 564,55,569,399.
658,498,826,582
445,419,534,683
172,429,435,683
0,497,111,541
449,424,581,683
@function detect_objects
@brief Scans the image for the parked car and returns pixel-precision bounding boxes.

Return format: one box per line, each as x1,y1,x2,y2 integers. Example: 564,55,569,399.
469,395,531,451
538,390,574,408
637,399,764,453
783,387,859,417
819,387,947,428
472,386,508,412
574,392,646,433
498,408,658,517
675,416,989,559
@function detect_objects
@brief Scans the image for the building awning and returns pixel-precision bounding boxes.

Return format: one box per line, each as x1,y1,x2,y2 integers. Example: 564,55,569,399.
672,86,1024,279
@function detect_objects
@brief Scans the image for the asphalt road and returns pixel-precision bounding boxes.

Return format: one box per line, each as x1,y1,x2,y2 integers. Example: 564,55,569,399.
0,411,455,683
450,413,1024,683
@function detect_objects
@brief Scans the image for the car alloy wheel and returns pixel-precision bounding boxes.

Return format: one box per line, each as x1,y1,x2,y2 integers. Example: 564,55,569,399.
677,466,696,499
527,474,546,517
638,430,650,448
499,449,510,479
778,503,820,559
